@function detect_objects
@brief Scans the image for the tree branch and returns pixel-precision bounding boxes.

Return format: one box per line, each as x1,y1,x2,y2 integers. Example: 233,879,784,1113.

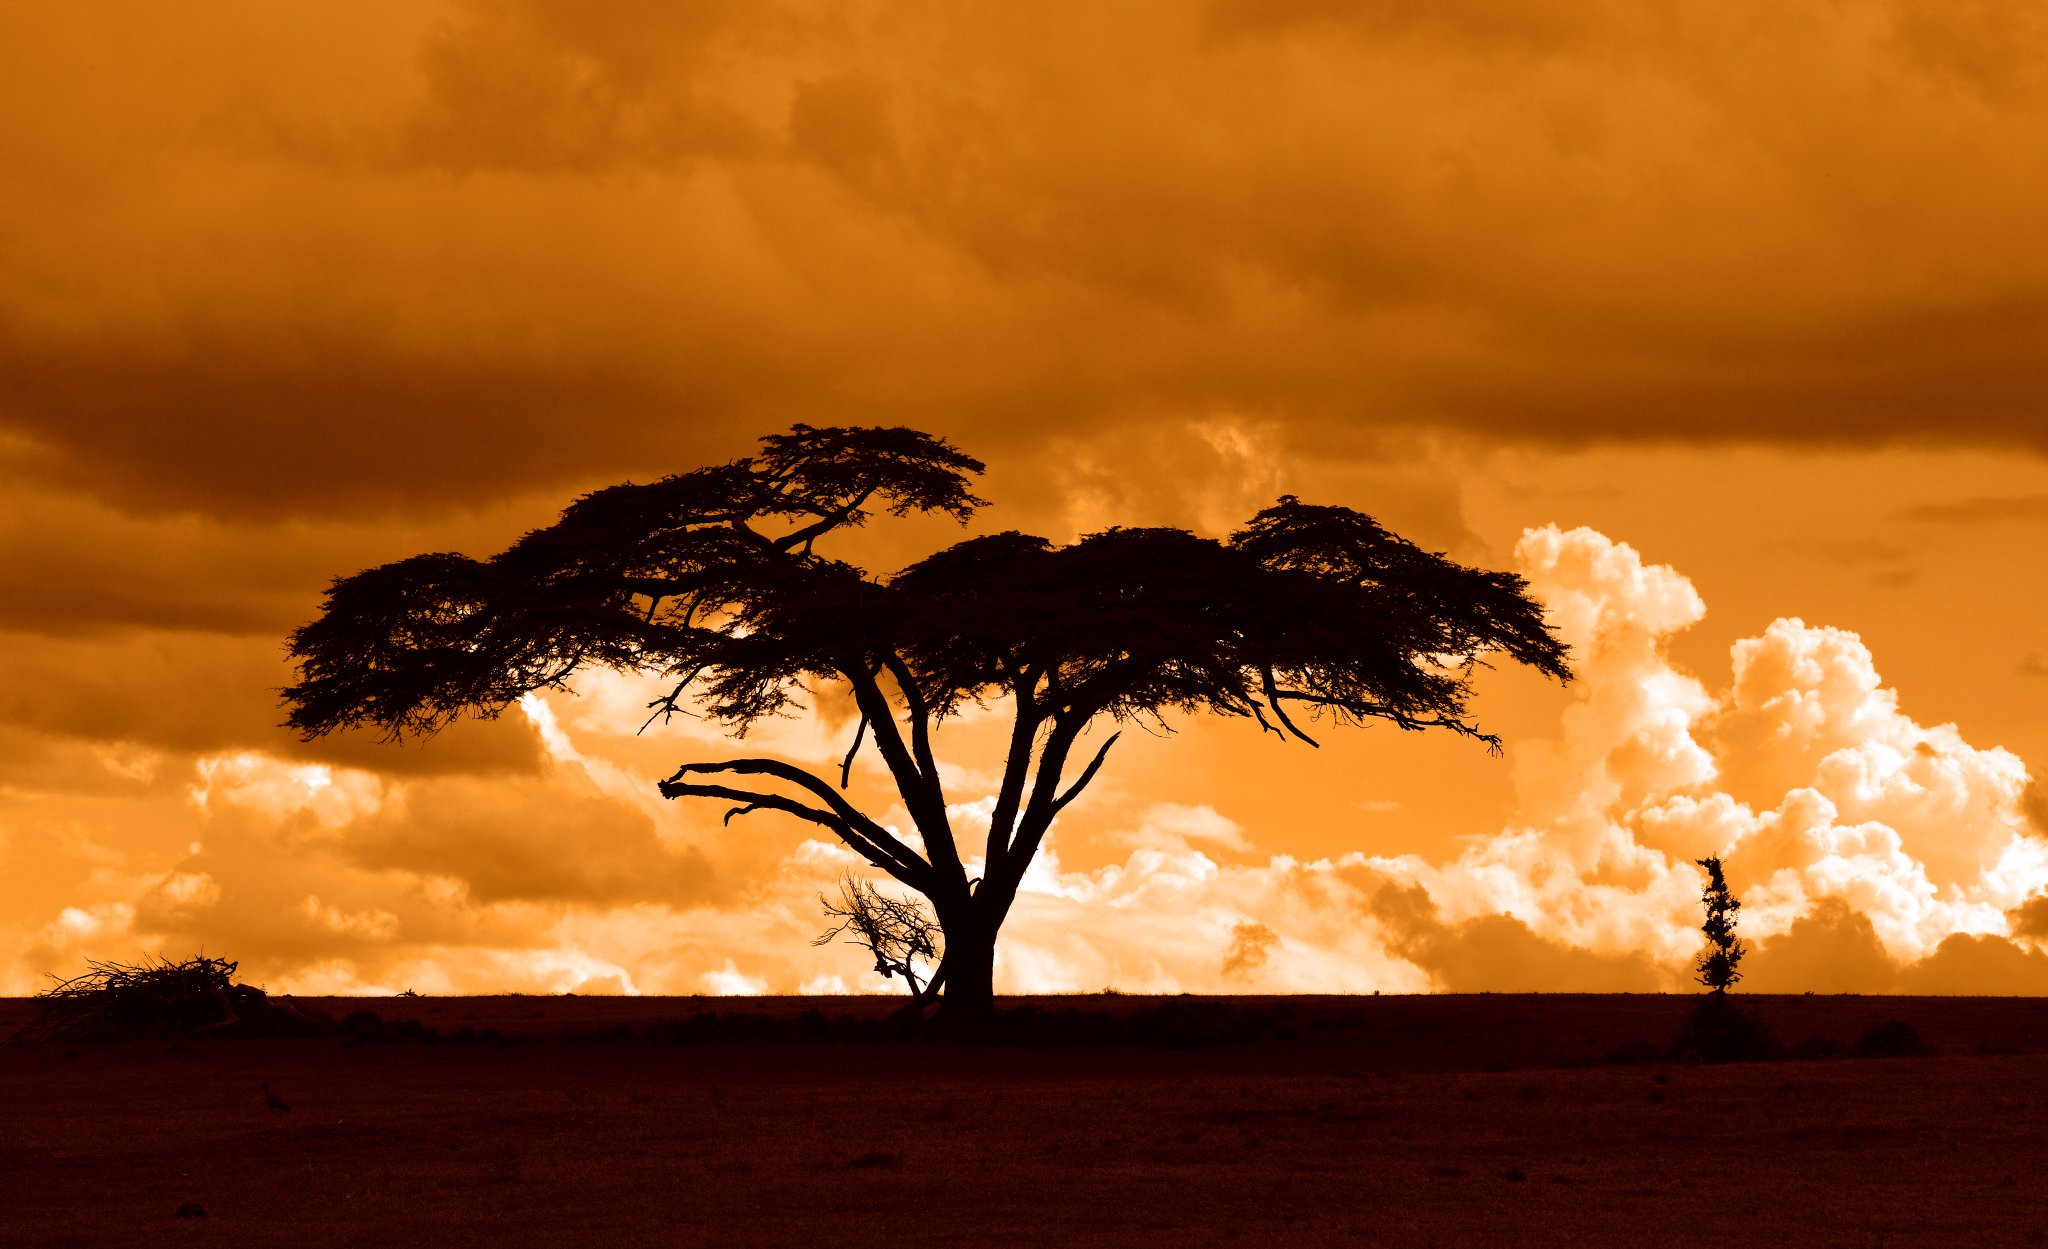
638,664,711,734
1260,666,1320,747
879,652,943,788
988,711,1089,889
1268,690,1502,754
982,673,1045,866
838,712,869,789
843,662,966,893
1050,732,1120,815
661,758,934,887
769,486,877,554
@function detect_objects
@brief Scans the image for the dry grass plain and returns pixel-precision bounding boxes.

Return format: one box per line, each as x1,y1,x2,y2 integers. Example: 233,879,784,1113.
6,993,2048,1247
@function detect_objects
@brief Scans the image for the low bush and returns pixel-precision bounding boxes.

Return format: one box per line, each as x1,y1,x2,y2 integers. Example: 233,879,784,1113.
1854,1020,1932,1058
1600,1039,1666,1066
1787,1035,1848,1061
338,1009,443,1046
1667,995,1779,1064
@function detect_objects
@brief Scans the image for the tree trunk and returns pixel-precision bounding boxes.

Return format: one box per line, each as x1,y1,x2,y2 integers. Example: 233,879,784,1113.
937,921,998,1019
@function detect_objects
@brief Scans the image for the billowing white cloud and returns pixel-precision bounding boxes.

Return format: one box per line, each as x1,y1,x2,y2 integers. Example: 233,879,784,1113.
940,524,2048,993
1386,526,2048,980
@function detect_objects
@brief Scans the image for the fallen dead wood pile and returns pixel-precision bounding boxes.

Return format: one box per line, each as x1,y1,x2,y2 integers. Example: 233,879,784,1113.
11,955,328,1045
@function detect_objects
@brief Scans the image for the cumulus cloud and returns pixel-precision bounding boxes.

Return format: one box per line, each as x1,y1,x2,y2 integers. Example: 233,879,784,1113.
1371,526,2048,987
912,523,2048,995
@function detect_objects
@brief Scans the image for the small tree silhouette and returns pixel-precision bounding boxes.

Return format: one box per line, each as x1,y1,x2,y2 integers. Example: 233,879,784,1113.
814,874,943,1003
1693,856,1745,994
1670,858,1774,1061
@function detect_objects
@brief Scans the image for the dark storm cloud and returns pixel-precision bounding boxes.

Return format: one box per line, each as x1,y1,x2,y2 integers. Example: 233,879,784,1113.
1372,882,1666,992
2008,891,2048,942
1897,495,2048,525
1898,933,2048,995
1742,900,1901,994
6,1,2048,525
1746,899,2048,994
0,630,542,781
341,777,723,907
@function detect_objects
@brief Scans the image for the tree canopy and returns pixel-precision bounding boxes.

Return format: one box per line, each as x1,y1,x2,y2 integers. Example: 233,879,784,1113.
284,424,1571,1014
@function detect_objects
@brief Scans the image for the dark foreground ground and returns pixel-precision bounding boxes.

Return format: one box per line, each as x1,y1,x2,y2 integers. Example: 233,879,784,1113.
6,993,2048,1247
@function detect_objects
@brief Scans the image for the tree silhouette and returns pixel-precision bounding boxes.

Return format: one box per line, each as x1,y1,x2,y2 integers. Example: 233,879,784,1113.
814,874,943,1004
283,424,1571,1016
1694,856,1745,994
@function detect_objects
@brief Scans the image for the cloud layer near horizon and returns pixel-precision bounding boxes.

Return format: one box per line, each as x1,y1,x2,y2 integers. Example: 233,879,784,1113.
10,523,2043,997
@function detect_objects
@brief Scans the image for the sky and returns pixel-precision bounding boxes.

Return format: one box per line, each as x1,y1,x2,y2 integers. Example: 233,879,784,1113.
4,0,2048,996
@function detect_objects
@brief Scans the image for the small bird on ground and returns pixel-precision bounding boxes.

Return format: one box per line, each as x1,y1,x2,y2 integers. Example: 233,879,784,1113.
261,1081,292,1113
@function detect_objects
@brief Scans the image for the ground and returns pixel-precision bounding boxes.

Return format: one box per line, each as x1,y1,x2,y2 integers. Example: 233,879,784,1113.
5,994,2048,1247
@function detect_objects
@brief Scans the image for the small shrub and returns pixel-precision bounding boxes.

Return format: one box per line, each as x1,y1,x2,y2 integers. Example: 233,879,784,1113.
339,1009,442,1045
445,1026,507,1046
1854,1020,1931,1058
1668,994,1779,1063
1788,1035,1848,1061
1602,1039,1666,1066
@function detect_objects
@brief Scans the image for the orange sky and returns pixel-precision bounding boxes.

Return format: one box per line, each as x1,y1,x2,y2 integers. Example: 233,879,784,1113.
4,1,2048,996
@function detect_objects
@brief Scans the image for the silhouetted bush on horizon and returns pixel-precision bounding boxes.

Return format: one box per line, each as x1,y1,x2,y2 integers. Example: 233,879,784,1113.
1854,1019,1932,1058
1667,995,1780,1064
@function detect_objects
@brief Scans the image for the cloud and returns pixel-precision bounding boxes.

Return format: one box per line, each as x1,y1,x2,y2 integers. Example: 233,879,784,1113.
1415,521,2046,989
892,521,2039,998
11,512,2046,998
8,1,2048,1005
1220,921,1278,979
1394,526,2047,976
1741,899,1899,994
1121,803,1254,855
1370,881,1666,992
0,629,545,781
701,962,770,996
8,2,2048,536
1898,494,2048,525
1745,898,2048,995
2008,891,2048,943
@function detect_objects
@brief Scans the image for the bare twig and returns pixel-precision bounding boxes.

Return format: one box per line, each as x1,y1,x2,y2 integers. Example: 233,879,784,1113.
814,874,943,998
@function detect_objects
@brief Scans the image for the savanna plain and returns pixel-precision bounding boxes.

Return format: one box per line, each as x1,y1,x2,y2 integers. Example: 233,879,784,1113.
6,994,2047,1248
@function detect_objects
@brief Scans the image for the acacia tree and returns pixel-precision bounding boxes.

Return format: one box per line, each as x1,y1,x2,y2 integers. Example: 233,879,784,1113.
283,424,1571,1016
